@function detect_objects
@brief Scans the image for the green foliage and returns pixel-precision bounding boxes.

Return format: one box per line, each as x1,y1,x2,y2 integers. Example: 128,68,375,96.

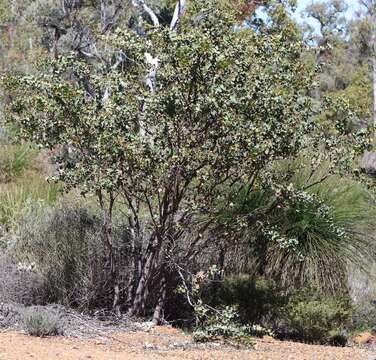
0,142,58,230
188,271,352,346
193,305,254,346
0,175,59,228
179,269,271,344
2,0,374,322
328,65,373,121
277,290,352,345
216,275,285,325
352,301,376,333
4,5,321,197
22,306,63,337
267,169,376,289
261,184,368,289
216,162,376,291
5,0,367,208
2,0,347,318
0,144,35,183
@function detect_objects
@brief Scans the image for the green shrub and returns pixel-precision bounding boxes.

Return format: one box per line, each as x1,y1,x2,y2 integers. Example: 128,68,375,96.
193,305,254,346
22,307,63,337
14,201,102,308
277,291,352,344
216,275,285,325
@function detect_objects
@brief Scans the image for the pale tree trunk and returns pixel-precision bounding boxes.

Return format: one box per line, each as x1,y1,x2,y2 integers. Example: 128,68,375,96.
170,0,186,31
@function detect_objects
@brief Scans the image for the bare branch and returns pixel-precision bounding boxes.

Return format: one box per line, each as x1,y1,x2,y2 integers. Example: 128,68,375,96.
145,52,159,92
132,0,160,27
170,0,186,31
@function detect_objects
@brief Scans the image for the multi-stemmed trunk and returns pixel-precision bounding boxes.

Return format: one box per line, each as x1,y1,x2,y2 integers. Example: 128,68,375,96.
98,192,121,315
129,234,162,316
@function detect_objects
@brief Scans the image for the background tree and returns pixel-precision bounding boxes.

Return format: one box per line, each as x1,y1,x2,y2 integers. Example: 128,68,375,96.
355,0,376,128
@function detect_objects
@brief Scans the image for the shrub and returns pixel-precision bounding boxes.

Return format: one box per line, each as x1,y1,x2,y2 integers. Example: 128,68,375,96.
193,305,254,346
352,301,376,333
13,200,131,309
276,290,352,344
22,307,63,337
14,201,102,308
0,253,44,305
177,269,255,345
216,275,285,325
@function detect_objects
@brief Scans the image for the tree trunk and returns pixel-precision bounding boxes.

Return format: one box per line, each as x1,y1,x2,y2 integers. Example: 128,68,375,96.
152,273,167,324
112,281,120,316
106,224,121,316
98,193,120,315
125,223,140,308
129,236,160,316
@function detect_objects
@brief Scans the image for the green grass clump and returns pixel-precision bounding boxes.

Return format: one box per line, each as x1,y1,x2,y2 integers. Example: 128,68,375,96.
0,144,36,183
0,175,60,228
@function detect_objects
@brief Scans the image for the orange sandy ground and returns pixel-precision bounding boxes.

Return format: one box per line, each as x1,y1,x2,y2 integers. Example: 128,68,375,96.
0,327,374,360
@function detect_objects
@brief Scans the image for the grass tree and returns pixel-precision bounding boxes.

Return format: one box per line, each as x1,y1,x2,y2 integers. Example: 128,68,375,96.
4,0,370,321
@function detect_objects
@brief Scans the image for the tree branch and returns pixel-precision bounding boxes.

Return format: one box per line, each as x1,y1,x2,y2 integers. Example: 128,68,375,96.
170,0,186,31
132,0,160,27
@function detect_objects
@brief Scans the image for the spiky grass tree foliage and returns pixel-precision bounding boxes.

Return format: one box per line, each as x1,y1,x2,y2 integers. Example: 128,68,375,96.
216,163,376,292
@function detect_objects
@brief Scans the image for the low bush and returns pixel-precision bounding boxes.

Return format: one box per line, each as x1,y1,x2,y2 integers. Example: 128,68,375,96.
0,253,44,305
216,275,285,325
209,274,352,345
22,306,63,337
13,200,131,309
193,305,254,346
348,267,376,332
350,299,376,334
276,290,352,345
14,201,103,308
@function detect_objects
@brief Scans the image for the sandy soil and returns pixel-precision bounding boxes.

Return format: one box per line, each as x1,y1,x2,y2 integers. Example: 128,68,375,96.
0,327,375,360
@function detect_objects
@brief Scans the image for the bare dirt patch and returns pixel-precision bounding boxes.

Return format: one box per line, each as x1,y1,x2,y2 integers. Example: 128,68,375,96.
0,327,375,360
